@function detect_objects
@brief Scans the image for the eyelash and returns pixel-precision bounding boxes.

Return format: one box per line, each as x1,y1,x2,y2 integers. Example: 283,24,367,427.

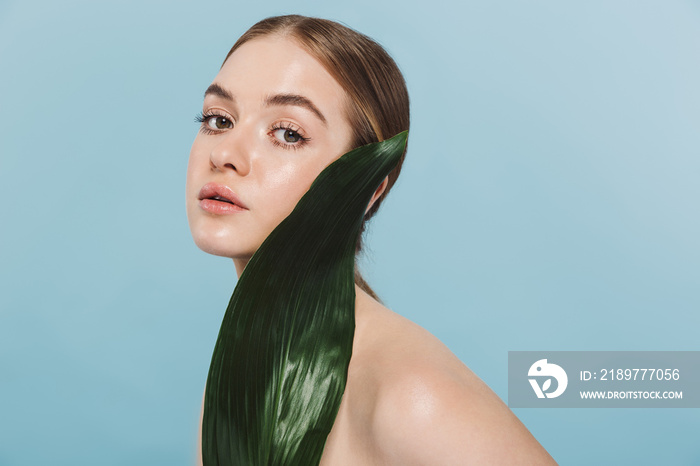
194,111,310,150
194,110,232,136
269,122,310,151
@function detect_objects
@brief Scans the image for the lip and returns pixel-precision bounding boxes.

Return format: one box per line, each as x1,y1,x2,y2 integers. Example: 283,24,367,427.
198,182,249,214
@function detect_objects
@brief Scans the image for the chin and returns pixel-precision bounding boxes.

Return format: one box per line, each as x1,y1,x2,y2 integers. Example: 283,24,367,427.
189,230,252,259
187,219,253,259
186,207,251,258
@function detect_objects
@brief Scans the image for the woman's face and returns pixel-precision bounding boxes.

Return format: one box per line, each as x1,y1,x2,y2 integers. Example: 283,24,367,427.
186,35,355,274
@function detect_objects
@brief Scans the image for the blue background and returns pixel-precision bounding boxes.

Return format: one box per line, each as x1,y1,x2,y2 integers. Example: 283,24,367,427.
1,1,698,464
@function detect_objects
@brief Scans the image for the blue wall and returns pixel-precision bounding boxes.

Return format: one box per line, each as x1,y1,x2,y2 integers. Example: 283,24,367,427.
1,1,698,464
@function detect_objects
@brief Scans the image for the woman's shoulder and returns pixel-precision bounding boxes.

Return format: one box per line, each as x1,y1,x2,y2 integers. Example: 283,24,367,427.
347,287,557,465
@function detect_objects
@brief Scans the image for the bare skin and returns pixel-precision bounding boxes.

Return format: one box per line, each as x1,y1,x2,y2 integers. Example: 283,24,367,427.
318,286,557,465
197,284,557,465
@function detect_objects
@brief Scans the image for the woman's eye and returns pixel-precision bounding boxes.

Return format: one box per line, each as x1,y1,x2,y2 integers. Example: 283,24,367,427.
208,116,233,130
273,128,303,143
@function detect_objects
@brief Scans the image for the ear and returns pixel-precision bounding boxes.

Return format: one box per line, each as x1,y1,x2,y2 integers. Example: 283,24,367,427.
365,176,389,215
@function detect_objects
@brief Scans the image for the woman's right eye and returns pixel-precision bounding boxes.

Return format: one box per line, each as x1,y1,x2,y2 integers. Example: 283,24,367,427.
207,116,233,130
194,111,234,134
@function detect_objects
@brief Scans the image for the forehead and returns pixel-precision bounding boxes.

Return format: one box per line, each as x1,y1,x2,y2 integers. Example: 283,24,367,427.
213,36,347,116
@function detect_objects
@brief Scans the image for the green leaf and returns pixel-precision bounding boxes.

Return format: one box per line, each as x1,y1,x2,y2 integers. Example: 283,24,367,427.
202,131,408,466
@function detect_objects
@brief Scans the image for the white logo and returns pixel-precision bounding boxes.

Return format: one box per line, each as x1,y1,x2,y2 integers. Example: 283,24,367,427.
528,359,568,398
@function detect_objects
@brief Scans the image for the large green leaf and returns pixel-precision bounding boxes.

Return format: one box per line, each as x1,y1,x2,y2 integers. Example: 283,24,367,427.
202,131,408,465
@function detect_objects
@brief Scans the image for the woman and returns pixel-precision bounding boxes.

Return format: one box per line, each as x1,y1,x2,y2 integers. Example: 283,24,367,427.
187,15,556,465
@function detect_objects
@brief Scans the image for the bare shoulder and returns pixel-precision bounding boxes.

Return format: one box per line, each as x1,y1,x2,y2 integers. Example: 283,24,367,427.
351,288,557,465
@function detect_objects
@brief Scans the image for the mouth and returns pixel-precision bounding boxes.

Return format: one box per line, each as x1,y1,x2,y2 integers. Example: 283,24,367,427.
198,182,248,214
209,195,235,205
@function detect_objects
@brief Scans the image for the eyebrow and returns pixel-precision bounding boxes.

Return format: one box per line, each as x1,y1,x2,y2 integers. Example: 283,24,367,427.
204,83,234,101
204,83,327,126
264,93,327,126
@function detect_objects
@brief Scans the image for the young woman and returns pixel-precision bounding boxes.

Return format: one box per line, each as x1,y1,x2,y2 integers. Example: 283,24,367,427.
186,14,557,465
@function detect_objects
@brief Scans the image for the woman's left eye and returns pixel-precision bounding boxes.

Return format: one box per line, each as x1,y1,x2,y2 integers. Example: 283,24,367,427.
270,124,309,149
274,128,302,143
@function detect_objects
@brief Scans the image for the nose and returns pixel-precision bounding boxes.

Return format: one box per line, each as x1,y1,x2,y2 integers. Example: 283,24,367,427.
209,128,251,176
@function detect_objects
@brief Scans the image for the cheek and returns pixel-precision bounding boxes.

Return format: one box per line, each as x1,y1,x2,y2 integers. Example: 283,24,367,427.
186,139,211,195
256,159,325,226
186,139,205,181
185,141,210,223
